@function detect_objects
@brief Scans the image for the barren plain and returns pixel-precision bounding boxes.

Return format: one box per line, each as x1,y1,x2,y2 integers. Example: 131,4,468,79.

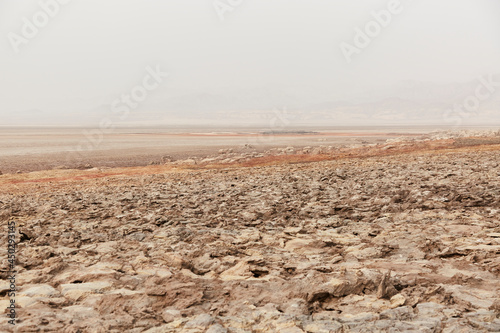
0,130,500,332
0,127,427,173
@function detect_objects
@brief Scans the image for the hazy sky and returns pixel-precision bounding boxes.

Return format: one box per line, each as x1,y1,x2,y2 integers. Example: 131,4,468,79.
1,0,499,126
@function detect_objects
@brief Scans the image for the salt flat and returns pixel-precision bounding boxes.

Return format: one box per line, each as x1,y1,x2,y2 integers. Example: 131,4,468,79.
0,126,433,173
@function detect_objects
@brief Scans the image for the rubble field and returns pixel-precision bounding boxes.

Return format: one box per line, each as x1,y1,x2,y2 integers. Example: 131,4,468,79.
1,137,500,332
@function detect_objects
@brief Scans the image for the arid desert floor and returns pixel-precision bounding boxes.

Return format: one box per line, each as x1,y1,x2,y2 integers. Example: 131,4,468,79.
0,126,439,173
0,130,499,332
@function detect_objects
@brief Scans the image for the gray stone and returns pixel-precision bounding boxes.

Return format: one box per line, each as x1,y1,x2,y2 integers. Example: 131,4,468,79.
380,306,414,321
161,309,181,323
207,324,228,333
184,314,215,328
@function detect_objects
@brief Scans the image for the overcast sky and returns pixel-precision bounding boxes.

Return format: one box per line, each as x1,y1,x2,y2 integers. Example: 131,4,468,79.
1,0,499,126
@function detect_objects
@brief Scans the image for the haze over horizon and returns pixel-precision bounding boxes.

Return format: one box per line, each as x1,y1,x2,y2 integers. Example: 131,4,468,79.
1,0,500,127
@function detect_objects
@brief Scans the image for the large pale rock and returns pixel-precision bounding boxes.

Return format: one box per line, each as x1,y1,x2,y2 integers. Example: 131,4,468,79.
60,281,112,301
20,284,58,298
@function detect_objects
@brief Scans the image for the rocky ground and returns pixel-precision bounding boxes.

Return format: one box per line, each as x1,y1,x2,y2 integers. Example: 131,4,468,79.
1,135,500,332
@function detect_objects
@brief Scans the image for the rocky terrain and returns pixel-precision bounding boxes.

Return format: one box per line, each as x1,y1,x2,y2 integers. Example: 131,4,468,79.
1,135,500,332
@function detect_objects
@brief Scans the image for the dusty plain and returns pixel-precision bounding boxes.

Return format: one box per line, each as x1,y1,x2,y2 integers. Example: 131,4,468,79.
0,126,428,173
0,129,500,332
